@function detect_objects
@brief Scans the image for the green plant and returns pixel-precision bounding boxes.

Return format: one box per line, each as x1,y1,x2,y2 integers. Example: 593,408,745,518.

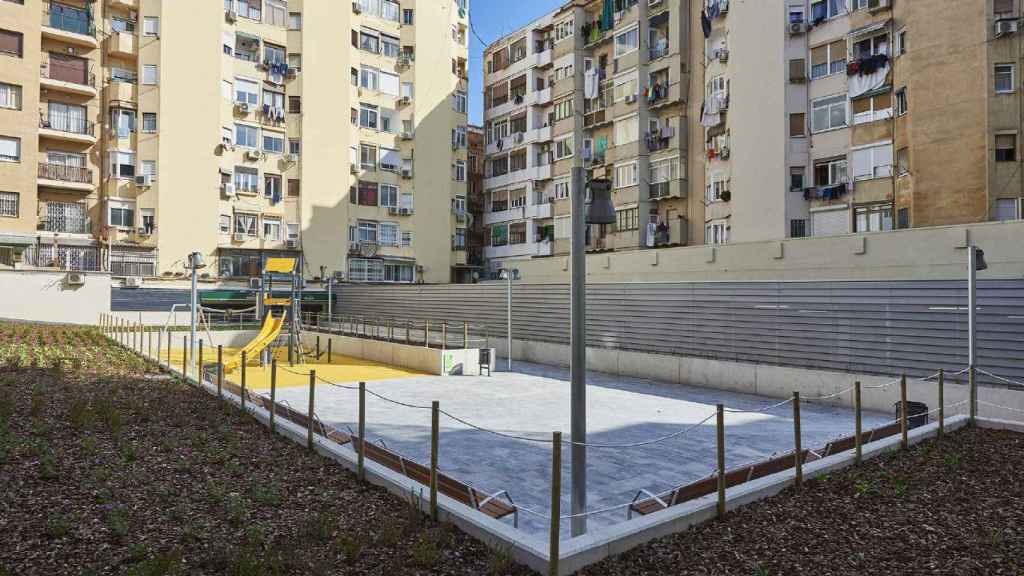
69,398,93,430
944,453,962,467
408,530,443,569
105,506,131,540
225,493,249,528
306,512,336,543
488,543,515,576
45,512,72,539
30,386,45,418
752,562,770,576
126,550,183,576
38,451,59,481
335,534,365,566
128,542,149,563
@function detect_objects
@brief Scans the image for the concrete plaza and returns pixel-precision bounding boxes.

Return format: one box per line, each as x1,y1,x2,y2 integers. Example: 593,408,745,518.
267,360,892,537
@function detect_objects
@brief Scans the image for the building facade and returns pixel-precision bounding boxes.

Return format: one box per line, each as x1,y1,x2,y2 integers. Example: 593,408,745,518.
0,0,469,284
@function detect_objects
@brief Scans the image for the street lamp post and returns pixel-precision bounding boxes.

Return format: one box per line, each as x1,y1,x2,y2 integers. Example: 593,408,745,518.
499,268,518,371
186,251,207,372
968,245,988,371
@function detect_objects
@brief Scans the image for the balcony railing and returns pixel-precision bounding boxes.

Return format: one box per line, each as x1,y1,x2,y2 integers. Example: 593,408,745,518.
40,63,96,88
38,162,93,184
39,201,91,234
649,181,671,199
42,3,95,37
39,114,94,136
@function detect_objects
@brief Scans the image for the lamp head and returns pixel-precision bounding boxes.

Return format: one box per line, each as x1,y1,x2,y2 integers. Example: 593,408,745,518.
586,178,616,225
975,247,988,271
187,252,206,270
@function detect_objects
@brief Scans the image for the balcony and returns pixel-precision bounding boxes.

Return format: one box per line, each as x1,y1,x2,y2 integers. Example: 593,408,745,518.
41,3,98,48
648,179,686,201
40,63,97,97
483,201,553,225
39,115,96,144
532,48,552,68
107,31,136,58
107,78,137,103
38,201,92,234
108,0,139,8
38,163,94,192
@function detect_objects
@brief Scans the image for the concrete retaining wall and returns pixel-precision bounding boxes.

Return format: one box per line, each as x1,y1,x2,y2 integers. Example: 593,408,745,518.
299,331,495,376
0,270,111,325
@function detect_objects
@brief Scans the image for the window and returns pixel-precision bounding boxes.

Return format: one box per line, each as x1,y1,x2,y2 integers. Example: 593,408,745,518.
895,87,908,116
235,124,258,148
616,207,639,232
219,215,232,234
360,30,380,53
554,136,574,160
380,148,399,172
0,29,22,57
811,95,847,132
360,65,379,91
897,207,909,229
234,213,258,237
613,71,639,102
356,221,378,243
810,0,845,22
288,96,301,114
995,198,1022,221
789,113,805,137
111,108,135,138
237,0,261,20
554,179,571,200
996,134,1017,162
263,217,281,240
790,167,805,191
896,29,907,56
222,79,233,100
810,40,846,79
614,114,639,145
234,166,259,193
453,126,467,148
0,135,18,163
896,147,909,175
453,91,467,113
615,162,638,188
705,178,729,203
263,132,284,153
359,103,378,129
995,64,1015,94
0,82,19,110
358,181,378,206
790,219,807,238
789,59,806,83
142,112,157,133
650,157,680,184
854,204,893,233
554,18,574,43
287,223,299,241
553,98,574,121
403,8,414,24
109,150,135,177
142,64,158,85
360,143,377,170
0,191,18,217
852,91,893,125
814,158,848,186
222,127,233,146
265,0,286,26
705,220,729,245
109,201,135,229
614,26,639,57
382,34,400,58
140,160,157,181
454,160,466,182
264,174,282,199
264,43,286,66
288,53,301,71
143,16,159,36
852,142,893,180
288,179,300,197
235,77,259,106
288,11,301,29
379,222,399,246
380,184,399,207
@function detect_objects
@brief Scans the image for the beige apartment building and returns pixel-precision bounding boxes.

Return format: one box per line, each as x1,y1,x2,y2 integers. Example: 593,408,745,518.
0,0,469,284
481,0,1023,273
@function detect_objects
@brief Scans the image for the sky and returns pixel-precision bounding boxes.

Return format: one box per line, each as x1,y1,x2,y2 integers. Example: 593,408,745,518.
469,0,563,125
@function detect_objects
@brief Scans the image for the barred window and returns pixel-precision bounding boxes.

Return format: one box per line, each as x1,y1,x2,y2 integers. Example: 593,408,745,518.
0,191,17,217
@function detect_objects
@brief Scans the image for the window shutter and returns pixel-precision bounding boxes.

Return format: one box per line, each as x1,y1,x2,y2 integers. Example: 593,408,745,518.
810,45,827,66
994,0,1014,13
0,30,22,55
789,113,805,137
830,39,847,61
852,148,872,180
789,59,806,81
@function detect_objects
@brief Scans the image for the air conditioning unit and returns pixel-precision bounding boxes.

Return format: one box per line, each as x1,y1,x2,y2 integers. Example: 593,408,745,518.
222,182,236,197
124,276,143,288
350,163,359,174
719,0,730,13
245,149,263,161
284,153,298,163
996,19,1019,37
225,9,237,22
135,174,152,187
397,96,411,106
400,207,412,216
625,94,637,104
249,277,262,290
788,22,807,35
397,57,411,68
352,1,362,14
233,232,247,242
66,272,85,286
400,131,414,140
234,102,250,113
716,48,730,62
333,271,346,281
867,0,889,13
401,168,413,179
286,239,298,248
719,146,731,159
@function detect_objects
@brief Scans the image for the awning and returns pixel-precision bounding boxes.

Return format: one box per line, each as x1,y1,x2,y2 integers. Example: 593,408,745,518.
851,84,892,101
849,19,891,39
649,11,669,28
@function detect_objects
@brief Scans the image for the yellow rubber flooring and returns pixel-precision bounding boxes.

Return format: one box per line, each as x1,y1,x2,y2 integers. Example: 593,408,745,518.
152,346,425,390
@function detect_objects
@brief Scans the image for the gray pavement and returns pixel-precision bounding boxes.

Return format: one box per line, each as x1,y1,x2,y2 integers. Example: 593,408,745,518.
268,360,890,538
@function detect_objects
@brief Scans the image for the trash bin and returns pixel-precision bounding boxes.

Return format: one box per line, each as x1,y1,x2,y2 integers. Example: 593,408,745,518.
479,348,491,366
894,401,929,429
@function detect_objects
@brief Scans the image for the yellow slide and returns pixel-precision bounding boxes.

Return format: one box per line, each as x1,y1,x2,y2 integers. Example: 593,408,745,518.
223,312,285,372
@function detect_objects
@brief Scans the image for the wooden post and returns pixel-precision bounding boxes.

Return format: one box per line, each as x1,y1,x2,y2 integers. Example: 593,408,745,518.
157,330,162,366
147,328,152,359
270,359,277,433
549,431,562,576
937,369,945,437
441,321,447,351
198,339,204,383
307,370,316,451
183,336,189,377
793,392,802,488
424,320,430,348
358,381,366,482
166,330,171,367
899,374,908,450
464,322,469,349
133,323,138,351
327,339,332,363
241,350,247,412
716,403,726,517
430,400,439,522
217,345,223,398
968,365,977,427
316,335,321,359
854,381,863,464
406,320,411,345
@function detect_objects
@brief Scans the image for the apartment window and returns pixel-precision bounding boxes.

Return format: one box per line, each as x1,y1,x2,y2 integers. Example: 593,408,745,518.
380,184,399,208
0,82,19,110
287,96,301,114
996,198,1022,220
380,148,399,172
650,157,679,184
615,114,639,145
895,87,908,116
143,16,159,36
810,0,845,22
357,181,378,206
790,167,805,191
454,160,466,182
262,133,284,154
0,192,18,218
852,91,893,125
222,79,233,100
790,219,807,238
553,98,574,121
264,174,282,199
288,12,302,29
235,213,258,237
235,78,259,106
360,30,380,53
235,124,258,148
814,158,848,186
852,142,893,180
237,0,262,20
219,215,231,234
142,113,157,133
359,104,378,129
360,143,377,170
264,43,286,66
288,53,301,71
613,71,639,102
222,127,233,146
810,40,846,79
554,136,574,160
897,207,909,229
379,222,399,246
355,221,378,243
789,59,806,83
263,217,281,240
996,134,1017,162
453,126,467,148
789,113,806,137
360,66,380,91
854,204,893,232
403,8,414,24
811,95,847,132
0,135,18,162
896,147,909,175
554,179,571,200
140,160,157,180
453,91,467,114
554,18,574,43
615,162,638,188
109,151,135,178
288,179,300,197
490,155,509,177
705,179,729,203
265,0,286,26
614,26,639,57
234,166,259,193
0,29,22,57
111,108,135,138
995,64,1015,94
109,201,135,229
896,29,907,56
705,220,729,245
142,65,158,85
382,34,400,58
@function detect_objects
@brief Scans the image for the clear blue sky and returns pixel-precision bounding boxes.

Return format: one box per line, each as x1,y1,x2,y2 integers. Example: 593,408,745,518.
469,0,562,125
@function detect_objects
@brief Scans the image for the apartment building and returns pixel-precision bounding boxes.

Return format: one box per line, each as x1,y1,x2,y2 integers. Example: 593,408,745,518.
0,0,469,284
481,0,699,272
452,123,485,283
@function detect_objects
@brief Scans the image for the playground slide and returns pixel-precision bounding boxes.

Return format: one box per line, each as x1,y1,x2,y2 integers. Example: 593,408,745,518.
223,313,285,372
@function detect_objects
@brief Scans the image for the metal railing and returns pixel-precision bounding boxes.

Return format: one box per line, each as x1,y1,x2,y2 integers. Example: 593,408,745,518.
300,312,491,351
40,62,96,87
38,162,92,184
42,3,95,37
40,201,90,233
39,113,94,136
23,244,99,271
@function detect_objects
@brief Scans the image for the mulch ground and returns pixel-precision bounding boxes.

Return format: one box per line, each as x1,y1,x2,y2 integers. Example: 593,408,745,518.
582,426,1024,576
0,323,532,576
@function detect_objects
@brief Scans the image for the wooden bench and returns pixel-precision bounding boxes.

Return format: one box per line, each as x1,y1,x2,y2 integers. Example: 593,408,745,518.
351,436,518,526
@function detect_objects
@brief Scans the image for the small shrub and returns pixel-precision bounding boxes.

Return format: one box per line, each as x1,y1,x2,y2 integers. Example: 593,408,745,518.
69,398,93,430
38,452,59,481
225,494,248,528
408,530,444,569
45,513,72,539
105,507,131,540
305,512,336,543
335,534,365,566
30,387,45,418
488,543,515,576
127,543,149,563
126,550,183,576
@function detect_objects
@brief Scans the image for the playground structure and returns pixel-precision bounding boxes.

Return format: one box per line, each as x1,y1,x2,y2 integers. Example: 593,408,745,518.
222,257,304,372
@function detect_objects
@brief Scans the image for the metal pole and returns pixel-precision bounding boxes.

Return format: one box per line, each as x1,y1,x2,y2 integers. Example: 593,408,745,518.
327,278,332,319
969,365,977,426
549,431,561,576
241,350,247,412
183,336,189,378
506,274,512,371
358,381,366,482
442,321,447,351
157,330,162,366
327,339,332,363
900,374,908,450
307,370,316,451
217,345,223,398
464,322,469,349
793,392,802,488
716,403,726,517
147,327,152,359
430,400,439,522
937,369,945,436
190,256,198,373
854,381,863,464
968,245,977,376
270,359,277,432
424,320,429,348
198,339,204,382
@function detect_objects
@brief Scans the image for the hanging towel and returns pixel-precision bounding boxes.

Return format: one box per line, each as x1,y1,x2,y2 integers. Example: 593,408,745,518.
584,69,599,100
701,11,712,37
